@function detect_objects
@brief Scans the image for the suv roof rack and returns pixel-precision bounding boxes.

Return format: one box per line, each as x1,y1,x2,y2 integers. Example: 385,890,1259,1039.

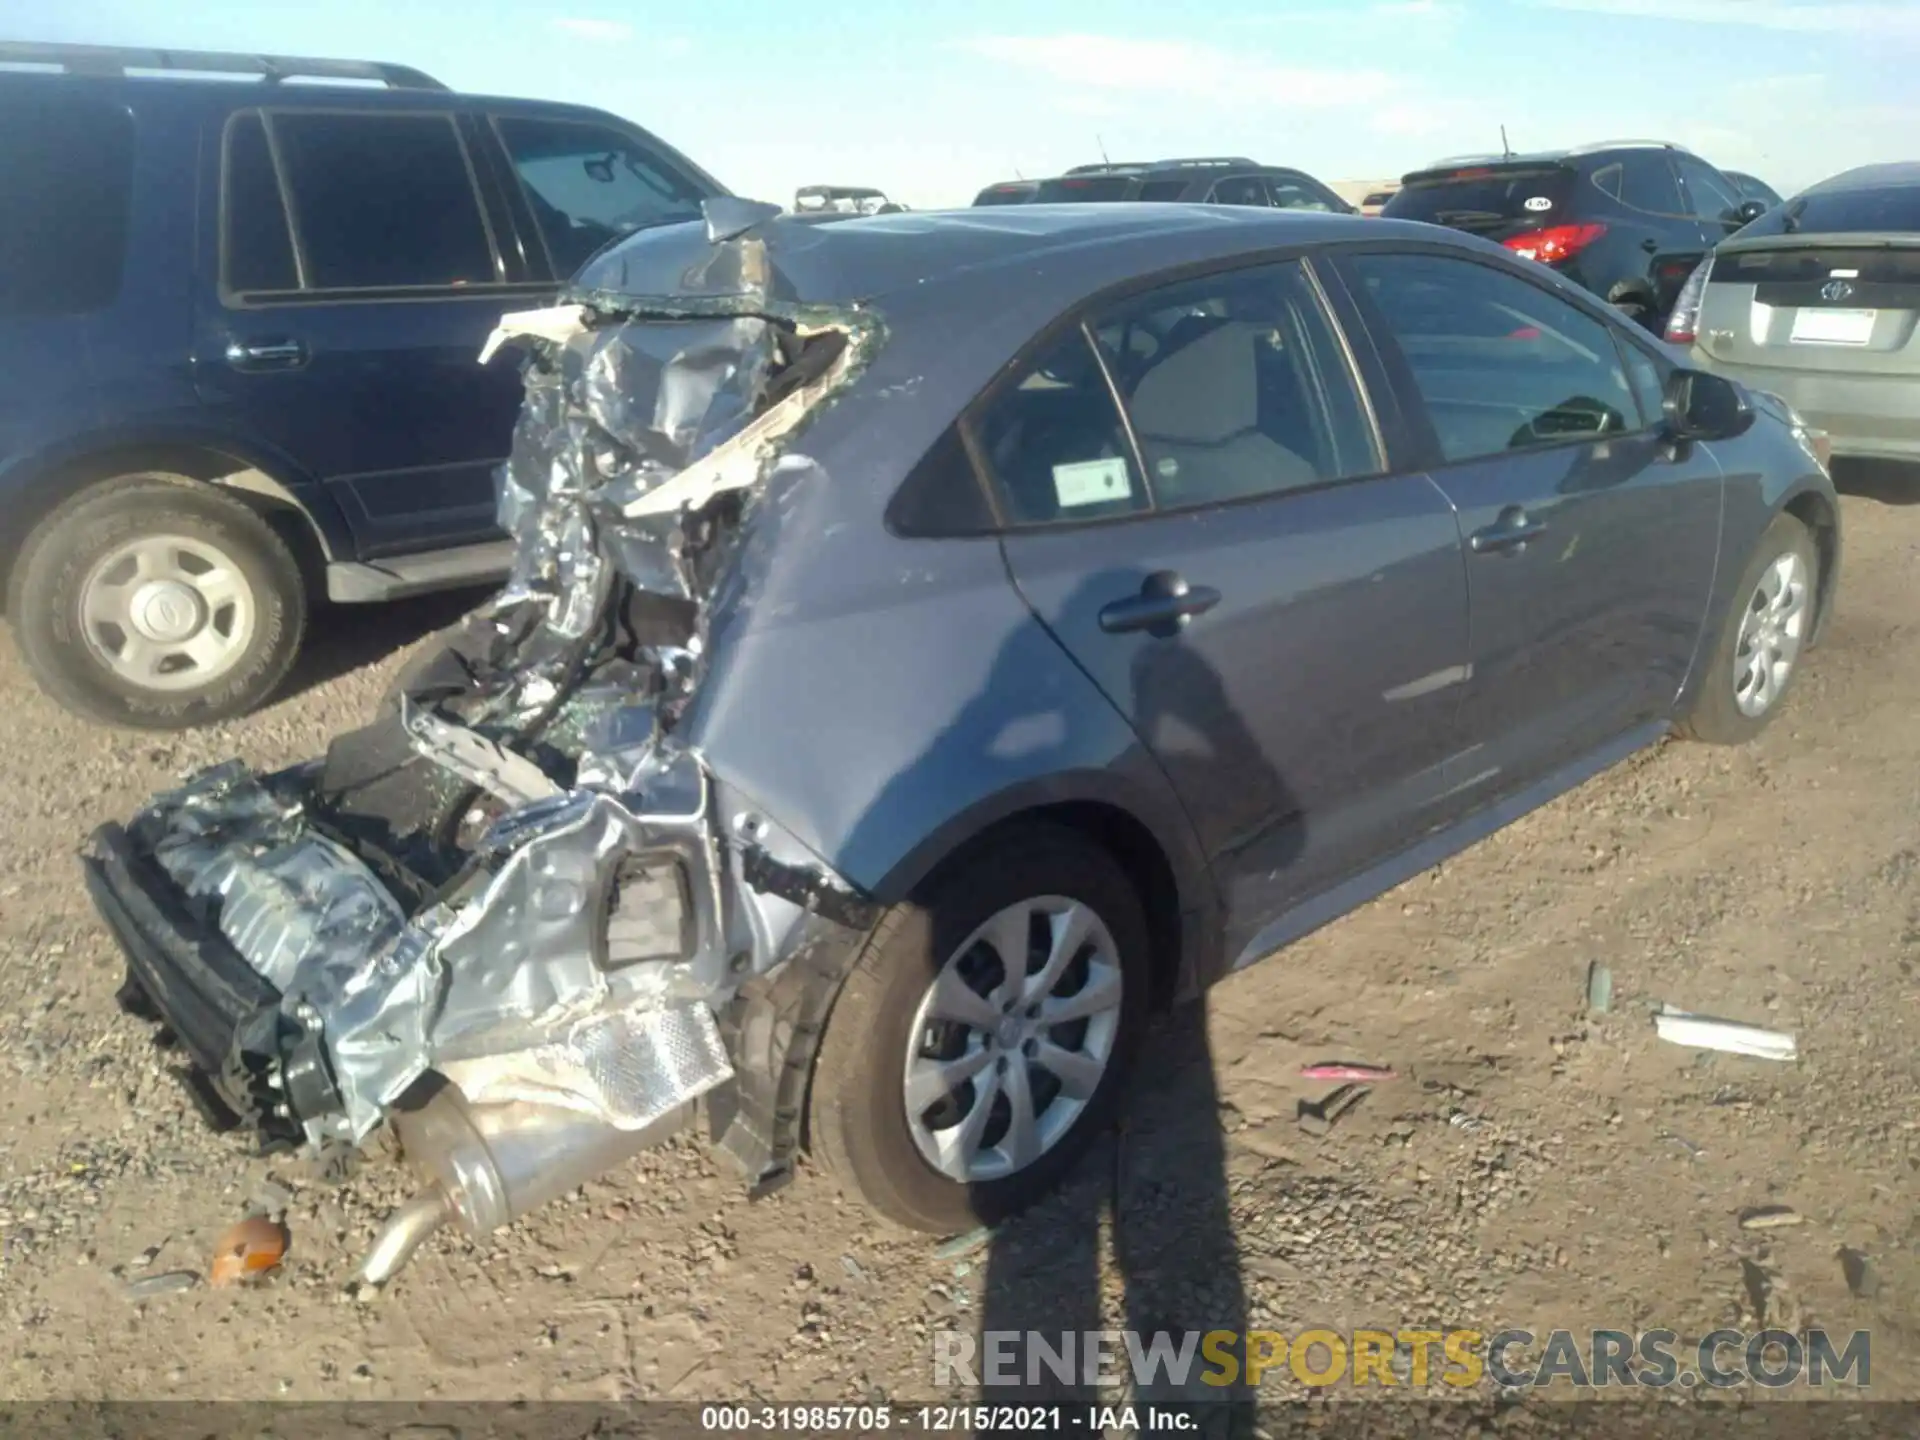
1153,156,1258,169
1567,138,1696,157
1064,162,1149,175
0,40,448,91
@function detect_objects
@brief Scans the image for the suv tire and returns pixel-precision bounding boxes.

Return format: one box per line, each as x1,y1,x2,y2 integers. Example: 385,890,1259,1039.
809,825,1150,1233
1682,511,1818,745
10,475,307,729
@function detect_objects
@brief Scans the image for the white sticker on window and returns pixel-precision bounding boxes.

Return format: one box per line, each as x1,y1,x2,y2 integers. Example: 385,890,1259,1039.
1524,195,1554,211
1053,457,1133,508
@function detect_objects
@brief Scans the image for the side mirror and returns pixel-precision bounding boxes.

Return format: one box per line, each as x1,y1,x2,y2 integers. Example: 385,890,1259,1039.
1733,199,1769,226
1663,368,1754,441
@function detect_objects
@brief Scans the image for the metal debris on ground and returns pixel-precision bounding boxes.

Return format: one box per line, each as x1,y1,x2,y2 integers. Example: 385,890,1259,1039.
120,1270,201,1301
1299,1063,1397,1082
840,1254,867,1283
1660,1132,1706,1158
208,1216,290,1287
1297,1083,1371,1136
1738,1205,1804,1230
933,1226,996,1262
1586,961,1613,1014
1447,1111,1487,1133
1653,1005,1798,1061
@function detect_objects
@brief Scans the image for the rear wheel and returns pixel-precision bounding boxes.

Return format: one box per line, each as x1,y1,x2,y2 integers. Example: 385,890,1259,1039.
1682,512,1818,744
8,476,306,729
808,826,1150,1233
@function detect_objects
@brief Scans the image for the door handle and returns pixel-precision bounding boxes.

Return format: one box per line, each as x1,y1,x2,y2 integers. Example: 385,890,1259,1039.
224,338,307,370
1098,570,1221,636
1469,506,1548,555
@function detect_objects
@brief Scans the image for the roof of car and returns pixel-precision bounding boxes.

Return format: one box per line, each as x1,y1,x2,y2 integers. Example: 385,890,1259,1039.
573,202,1398,314
1806,162,1920,194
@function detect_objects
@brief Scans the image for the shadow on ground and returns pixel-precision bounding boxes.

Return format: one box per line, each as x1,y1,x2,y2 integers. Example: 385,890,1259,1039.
977,1003,1253,1428
277,585,499,702
1833,458,1920,507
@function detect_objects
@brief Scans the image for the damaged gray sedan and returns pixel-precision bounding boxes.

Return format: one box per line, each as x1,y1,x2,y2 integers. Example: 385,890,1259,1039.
83,197,1838,1281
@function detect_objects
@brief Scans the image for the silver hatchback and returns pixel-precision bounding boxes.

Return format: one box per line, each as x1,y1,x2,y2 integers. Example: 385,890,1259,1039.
1668,162,1920,464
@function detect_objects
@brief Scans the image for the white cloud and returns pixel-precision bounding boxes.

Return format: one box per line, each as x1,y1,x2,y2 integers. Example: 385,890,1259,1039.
954,34,1393,108
552,17,635,42
1526,0,1920,37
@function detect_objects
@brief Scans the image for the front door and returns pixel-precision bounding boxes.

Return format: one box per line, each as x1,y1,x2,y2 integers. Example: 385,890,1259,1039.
1337,248,1723,795
192,108,550,558
983,259,1472,961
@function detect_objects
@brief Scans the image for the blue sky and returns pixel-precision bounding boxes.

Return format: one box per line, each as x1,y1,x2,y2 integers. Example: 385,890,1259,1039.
8,0,1918,207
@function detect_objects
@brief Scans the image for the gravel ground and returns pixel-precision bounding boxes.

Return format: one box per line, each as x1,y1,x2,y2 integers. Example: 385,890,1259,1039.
0,474,1915,1406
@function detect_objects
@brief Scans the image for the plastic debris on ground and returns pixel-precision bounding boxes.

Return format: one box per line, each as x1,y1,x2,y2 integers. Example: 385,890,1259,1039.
1738,1205,1803,1230
120,1270,202,1301
1298,1063,1397,1082
933,1226,996,1262
1653,1004,1798,1061
208,1216,290,1287
1586,961,1613,1014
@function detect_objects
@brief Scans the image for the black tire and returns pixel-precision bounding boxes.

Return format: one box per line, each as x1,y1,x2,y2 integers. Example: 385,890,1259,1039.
809,824,1151,1233
1682,511,1819,745
8,475,307,729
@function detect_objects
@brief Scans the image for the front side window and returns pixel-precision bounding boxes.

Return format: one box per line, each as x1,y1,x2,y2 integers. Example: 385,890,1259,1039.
1675,156,1743,223
0,92,134,319
1350,252,1642,464
272,112,496,289
495,116,708,279
1600,154,1686,216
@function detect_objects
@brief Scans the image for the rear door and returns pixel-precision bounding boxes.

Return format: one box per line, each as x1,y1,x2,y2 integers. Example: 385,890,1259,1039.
987,258,1472,961
1337,247,1722,793
192,107,551,558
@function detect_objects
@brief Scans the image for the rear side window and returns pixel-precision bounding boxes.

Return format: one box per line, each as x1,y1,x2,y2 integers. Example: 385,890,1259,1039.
1384,166,1574,226
1034,175,1136,203
271,112,496,289
1350,252,1642,464
1136,179,1189,202
222,115,298,292
0,92,134,319
1210,177,1269,206
495,116,709,279
972,261,1380,525
1592,154,1685,215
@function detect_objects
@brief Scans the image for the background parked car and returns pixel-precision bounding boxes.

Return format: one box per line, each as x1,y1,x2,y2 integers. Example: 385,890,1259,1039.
1667,161,1920,466
972,180,1038,206
1383,141,1767,329
0,41,726,729
795,184,903,215
1727,170,1785,212
1026,157,1355,212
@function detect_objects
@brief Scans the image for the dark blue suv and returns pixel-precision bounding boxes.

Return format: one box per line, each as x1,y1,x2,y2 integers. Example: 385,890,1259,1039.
0,42,726,728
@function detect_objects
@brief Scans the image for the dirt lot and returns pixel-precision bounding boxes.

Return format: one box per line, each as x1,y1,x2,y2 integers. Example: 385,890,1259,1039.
0,472,1915,1406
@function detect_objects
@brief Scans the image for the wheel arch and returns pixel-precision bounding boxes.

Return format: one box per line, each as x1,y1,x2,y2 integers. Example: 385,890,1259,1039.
0,437,345,607
1780,484,1840,645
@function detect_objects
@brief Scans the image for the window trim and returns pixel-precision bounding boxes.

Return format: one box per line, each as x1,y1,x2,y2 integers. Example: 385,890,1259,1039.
952,249,1398,536
1328,241,1673,476
216,105,513,307
488,112,713,282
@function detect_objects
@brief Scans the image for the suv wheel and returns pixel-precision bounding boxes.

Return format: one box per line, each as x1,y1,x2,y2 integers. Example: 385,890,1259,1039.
1682,511,1818,745
9,475,307,729
809,825,1150,1233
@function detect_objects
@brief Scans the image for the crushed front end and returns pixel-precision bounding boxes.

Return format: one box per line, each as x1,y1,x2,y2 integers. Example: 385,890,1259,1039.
81,203,885,1282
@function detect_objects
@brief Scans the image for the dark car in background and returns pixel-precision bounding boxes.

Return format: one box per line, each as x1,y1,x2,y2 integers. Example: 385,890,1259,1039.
1026,157,1354,212
1384,141,1767,328
1668,162,1920,466
86,201,1837,1266
972,180,1038,206
0,41,726,729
